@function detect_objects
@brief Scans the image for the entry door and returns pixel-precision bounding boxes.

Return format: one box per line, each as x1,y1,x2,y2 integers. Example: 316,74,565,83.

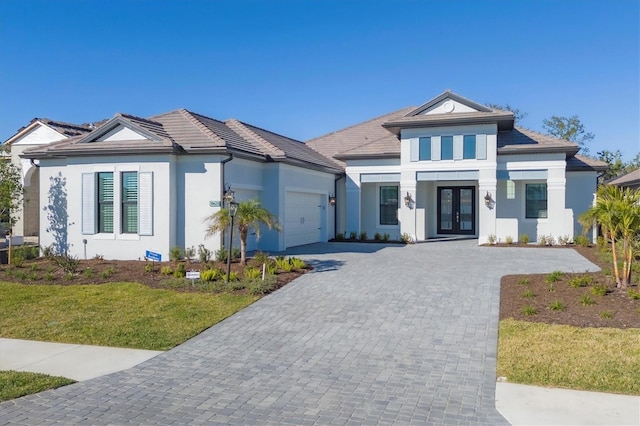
437,187,475,235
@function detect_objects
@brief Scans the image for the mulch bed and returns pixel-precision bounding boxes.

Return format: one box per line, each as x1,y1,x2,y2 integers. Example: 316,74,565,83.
0,257,307,294
499,244,640,329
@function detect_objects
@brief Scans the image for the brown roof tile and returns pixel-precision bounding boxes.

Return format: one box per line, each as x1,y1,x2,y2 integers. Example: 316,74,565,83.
498,127,579,155
608,168,640,186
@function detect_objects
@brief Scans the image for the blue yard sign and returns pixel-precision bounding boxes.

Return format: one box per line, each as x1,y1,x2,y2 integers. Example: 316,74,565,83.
145,250,162,262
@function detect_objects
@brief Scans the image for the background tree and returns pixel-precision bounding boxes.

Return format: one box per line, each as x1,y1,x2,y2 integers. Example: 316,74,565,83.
205,199,280,265
596,150,640,182
486,103,528,123
542,115,594,155
0,158,23,264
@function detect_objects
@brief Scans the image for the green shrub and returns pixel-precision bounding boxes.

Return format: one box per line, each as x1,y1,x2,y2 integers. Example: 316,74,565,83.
173,263,186,278
216,247,228,262
13,245,39,260
44,272,55,281
522,289,536,298
27,272,39,281
197,244,212,263
29,264,39,272
505,235,513,245
520,233,530,244
289,257,306,270
248,275,278,295
232,247,241,260
275,257,293,272
545,271,563,283
335,233,345,241
557,235,570,246
144,263,154,273
83,268,94,278
627,289,640,300
537,235,548,246
11,254,24,267
252,251,270,265
518,278,530,286
400,233,412,244
349,231,357,239
374,232,382,241
580,294,596,306
169,246,184,261
596,236,607,250
41,245,54,258
569,275,593,288
64,272,74,281
487,234,496,244
359,231,368,241
161,266,173,276
521,305,538,316
15,270,27,280
547,283,556,292
227,271,240,283
573,235,590,247
600,311,614,319
549,300,566,311
591,284,608,296
183,246,195,261
51,254,80,274
244,267,262,280
266,263,278,275
201,269,220,282
382,233,390,241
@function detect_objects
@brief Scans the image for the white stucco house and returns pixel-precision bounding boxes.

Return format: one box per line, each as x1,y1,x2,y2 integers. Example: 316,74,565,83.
20,110,341,260
307,91,607,244
3,119,94,240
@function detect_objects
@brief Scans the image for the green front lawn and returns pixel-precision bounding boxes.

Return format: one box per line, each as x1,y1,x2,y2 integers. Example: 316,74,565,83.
498,319,640,395
0,371,75,402
0,282,257,351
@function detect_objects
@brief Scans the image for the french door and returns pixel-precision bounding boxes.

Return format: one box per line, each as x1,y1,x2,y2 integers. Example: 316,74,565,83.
437,187,475,235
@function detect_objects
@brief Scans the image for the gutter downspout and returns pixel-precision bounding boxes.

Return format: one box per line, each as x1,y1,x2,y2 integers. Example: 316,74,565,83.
334,173,345,238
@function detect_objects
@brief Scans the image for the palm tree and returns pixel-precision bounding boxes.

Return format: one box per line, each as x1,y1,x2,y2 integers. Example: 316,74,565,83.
205,199,280,265
579,185,640,288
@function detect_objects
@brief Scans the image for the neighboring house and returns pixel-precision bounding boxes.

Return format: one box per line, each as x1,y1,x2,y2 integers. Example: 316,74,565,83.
3,119,93,239
307,90,607,244
608,168,640,190
21,110,341,260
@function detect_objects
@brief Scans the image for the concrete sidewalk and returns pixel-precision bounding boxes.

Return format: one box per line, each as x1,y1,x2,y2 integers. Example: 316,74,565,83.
0,338,162,381
2,339,639,425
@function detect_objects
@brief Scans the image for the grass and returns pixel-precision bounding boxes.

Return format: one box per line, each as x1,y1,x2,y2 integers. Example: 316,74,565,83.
498,319,640,395
0,371,75,402
0,281,257,351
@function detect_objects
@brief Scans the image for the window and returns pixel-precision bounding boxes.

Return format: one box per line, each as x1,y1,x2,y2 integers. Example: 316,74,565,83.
121,172,138,233
463,135,476,159
419,137,431,160
526,183,547,218
380,186,398,225
97,172,114,233
441,136,453,160
506,180,515,199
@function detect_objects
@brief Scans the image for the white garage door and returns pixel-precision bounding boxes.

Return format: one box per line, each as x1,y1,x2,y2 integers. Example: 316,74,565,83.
285,192,323,248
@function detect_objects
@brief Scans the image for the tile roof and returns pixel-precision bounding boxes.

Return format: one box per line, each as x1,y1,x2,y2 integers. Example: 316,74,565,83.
39,119,94,137
383,111,515,133
566,154,608,171
306,107,414,166
608,168,640,186
22,109,342,173
498,127,579,155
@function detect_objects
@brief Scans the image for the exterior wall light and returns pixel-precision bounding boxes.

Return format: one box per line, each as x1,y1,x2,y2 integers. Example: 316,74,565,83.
329,194,336,207
404,192,413,207
223,184,235,206
484,191,492,207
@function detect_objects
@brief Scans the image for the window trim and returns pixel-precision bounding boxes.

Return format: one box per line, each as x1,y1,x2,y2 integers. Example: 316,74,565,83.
379,185,399,226
525,183,548,219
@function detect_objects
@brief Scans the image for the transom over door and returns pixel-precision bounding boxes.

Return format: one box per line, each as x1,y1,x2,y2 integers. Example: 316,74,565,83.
437,187,475,235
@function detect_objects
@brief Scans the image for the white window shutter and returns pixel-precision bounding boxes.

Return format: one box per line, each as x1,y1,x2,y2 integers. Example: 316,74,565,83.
453,135,463,160
410,138,419,162
81,173,96,234
138,172,153,236
476,134,487,159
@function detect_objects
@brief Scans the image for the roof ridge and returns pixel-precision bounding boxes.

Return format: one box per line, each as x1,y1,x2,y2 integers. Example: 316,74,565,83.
117,113,163,126
38,118,93,131
306,106,414,143
178,109,227,146
225,119,285,158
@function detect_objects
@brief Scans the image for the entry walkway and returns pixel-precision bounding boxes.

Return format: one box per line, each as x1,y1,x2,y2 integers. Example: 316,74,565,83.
0,241,621,425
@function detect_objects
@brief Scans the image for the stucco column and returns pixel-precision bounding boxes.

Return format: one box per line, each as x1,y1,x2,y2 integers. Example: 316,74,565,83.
478,170,497,245
345,173,361,236
400,171,417,241
547,168,567,240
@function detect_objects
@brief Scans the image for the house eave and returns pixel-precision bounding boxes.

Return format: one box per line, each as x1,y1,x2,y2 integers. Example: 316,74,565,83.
335,152,400,161
497,146,579,156
382,114,514,135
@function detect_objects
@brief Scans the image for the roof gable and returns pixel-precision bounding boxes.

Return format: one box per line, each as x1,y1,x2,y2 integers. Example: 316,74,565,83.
77,114,171,144
4,119,92,146
407,91,493,117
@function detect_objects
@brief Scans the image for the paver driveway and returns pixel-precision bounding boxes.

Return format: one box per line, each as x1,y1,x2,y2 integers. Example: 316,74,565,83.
0,240,598,425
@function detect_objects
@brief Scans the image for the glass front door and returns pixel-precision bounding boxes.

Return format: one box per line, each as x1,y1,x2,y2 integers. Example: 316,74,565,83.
437,187,475,235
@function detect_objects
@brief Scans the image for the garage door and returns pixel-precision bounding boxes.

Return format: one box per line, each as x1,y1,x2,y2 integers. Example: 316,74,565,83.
285,192,323,248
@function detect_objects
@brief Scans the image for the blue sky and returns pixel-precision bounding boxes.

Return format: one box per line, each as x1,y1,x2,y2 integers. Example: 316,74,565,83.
1,0,638,159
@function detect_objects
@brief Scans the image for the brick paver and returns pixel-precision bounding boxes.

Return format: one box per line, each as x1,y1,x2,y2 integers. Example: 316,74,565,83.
0,240,597,425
